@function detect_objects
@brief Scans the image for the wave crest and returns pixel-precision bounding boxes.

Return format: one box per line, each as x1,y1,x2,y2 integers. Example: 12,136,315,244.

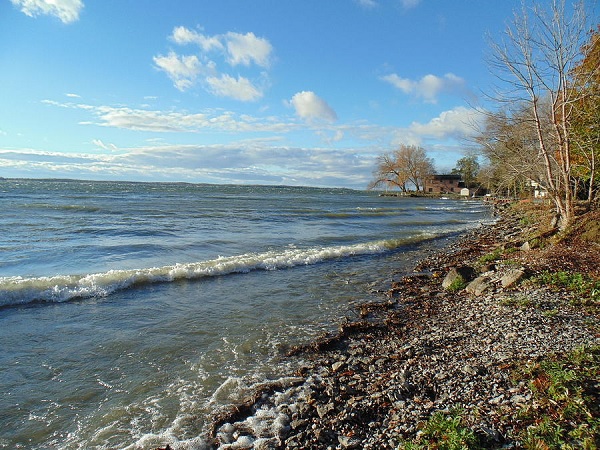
0,239,407,307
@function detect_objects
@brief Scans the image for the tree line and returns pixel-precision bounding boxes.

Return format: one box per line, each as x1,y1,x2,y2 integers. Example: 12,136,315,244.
370,0,598,230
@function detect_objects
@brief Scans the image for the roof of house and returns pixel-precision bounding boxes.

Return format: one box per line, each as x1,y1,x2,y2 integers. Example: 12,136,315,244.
428,174,462,181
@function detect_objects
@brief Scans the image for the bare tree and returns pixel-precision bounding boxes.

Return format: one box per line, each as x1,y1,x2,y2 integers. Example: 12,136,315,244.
368,152,410,192
486,0,592,229
477,106,549,197
369,145,435,193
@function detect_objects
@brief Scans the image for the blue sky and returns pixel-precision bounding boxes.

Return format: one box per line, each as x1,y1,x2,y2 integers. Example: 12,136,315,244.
1,0,523,189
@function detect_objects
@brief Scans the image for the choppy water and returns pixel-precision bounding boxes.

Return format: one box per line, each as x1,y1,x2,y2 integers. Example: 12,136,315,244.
0,180,492,449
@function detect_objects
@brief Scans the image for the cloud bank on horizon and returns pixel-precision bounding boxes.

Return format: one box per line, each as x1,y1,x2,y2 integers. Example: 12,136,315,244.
1,0,516,189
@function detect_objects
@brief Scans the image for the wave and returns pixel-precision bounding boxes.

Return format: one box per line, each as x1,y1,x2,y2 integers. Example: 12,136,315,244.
0,238,416,307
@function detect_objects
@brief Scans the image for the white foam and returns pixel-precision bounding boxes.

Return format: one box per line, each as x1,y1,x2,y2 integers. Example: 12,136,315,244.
0,238,410,307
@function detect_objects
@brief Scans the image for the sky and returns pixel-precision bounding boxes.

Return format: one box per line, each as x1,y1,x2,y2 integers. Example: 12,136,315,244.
1,0,528,189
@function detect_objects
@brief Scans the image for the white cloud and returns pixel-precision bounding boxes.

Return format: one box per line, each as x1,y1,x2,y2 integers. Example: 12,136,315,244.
171,26,223,52
381,73,465,103
11,0,83,24
154,26,273,100
224,32,272,68
290,91,337,123
0,144,374,189
408,106,483,139
384,106,484,150
206,74,263,101
153,52,205,91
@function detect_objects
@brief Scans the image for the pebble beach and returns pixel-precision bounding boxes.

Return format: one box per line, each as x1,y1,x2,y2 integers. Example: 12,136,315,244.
206,205,600,449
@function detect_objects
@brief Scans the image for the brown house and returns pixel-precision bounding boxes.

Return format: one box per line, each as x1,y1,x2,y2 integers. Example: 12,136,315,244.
424,174,463,194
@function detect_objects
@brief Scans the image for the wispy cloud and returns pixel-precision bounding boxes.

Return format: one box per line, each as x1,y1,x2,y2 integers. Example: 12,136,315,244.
10,0,83,24
0,144,375,189
42,99,483,154
381,73,465,103
92,139,118,151
206,74,264,101
400,0,422,9
154,26,273,101
355,0,378,9
42,100,297,133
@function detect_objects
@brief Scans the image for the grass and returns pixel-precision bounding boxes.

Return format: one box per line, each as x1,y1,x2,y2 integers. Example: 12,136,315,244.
445,275,468,293
400,409,483,450
399,347,599,449
500,294,534,309
532,271,600,307
510,346,600,449
477,248,503,265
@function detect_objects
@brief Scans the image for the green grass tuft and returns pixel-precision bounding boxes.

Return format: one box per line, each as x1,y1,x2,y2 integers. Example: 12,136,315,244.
445,276,468,293
532,271,600,307
511,346,600,449
400,409,483,450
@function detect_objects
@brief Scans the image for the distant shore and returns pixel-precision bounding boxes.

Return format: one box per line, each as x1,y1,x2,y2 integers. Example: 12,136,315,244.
199,203,599,449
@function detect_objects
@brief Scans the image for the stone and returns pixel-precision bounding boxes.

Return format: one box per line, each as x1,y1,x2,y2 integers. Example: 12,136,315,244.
316,403,335,418
511,394,528,404
465,276,491,296
338,435,361,448
501,269,526,288
332,361,345,372
462,364,478,375
442,266,476,289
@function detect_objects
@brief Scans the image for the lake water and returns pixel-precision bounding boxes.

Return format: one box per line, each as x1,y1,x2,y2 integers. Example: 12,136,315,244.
0,180,492,449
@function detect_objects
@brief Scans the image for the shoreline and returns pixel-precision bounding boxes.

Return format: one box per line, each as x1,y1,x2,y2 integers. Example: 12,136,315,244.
183,205,599,449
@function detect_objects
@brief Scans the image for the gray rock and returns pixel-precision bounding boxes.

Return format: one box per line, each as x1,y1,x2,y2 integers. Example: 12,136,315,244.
316,403,335,418
442,266,476,289
466,276,491,296
511,394,528,404
501,269,525,288
332,361,345,372
338,435,361,448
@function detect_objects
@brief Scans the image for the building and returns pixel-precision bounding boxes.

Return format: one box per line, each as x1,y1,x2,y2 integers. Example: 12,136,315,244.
529,180,549,198
424,174,463,194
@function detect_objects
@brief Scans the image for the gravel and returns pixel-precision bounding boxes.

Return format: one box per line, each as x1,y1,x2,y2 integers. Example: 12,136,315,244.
206,208,600,450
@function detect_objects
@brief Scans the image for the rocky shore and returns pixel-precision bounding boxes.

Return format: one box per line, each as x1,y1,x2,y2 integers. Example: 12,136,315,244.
203,205,599,449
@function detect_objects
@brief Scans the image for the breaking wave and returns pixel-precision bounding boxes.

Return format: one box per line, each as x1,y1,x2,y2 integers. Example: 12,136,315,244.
0,237,418,307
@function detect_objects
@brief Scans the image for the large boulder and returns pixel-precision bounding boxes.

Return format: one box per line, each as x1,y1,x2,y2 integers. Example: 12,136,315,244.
501,268,526,288
465,276,492,296
442,266,476,289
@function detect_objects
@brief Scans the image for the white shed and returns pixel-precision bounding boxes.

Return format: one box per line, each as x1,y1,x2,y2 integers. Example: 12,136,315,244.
460,188,470,196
